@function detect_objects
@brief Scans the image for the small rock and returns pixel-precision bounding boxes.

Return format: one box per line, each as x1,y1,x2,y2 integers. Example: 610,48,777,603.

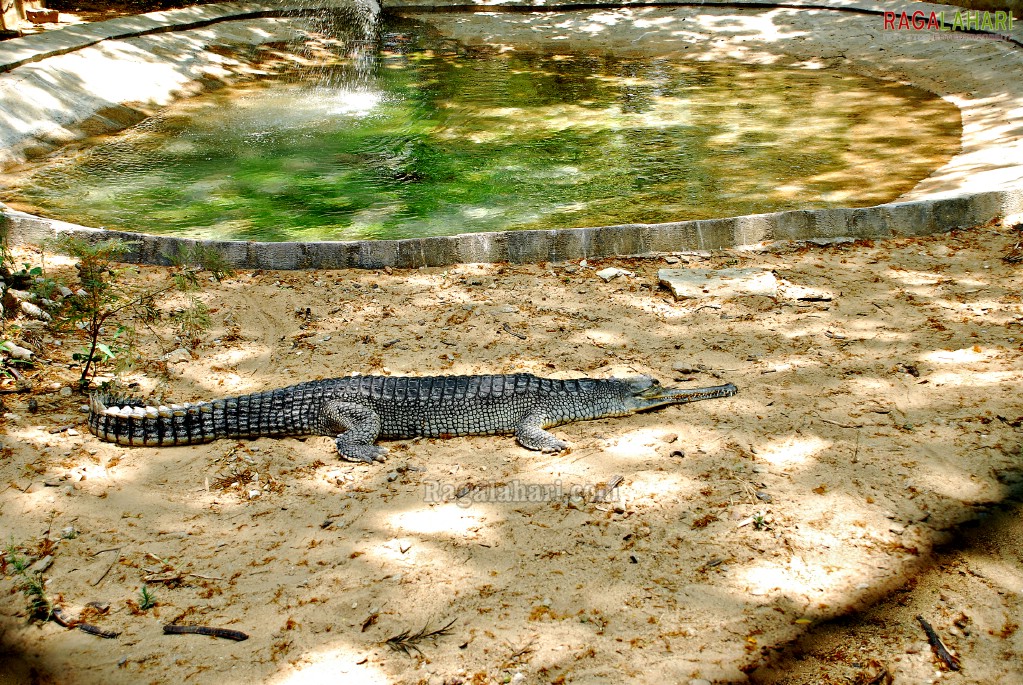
497,304,519,314
672,361,701,373
59,387,73,397
247,489,261,499
28,556,54,573
164,348,192,364
1,340,33,360
386,471,399,482
663,256,680,264
662,433,678,444
689,680,713,685
79,404,90,414
889,524,906,535
66,428,80,436
596,267,631,282
808,236,855,247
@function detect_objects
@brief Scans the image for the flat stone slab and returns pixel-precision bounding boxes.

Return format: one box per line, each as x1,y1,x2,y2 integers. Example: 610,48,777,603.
658,267,779,299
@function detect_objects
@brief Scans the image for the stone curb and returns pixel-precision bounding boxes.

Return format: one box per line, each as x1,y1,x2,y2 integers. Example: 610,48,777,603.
6,189,1021,269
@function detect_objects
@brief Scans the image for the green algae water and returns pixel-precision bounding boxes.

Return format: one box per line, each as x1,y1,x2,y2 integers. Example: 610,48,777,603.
5,18,961,242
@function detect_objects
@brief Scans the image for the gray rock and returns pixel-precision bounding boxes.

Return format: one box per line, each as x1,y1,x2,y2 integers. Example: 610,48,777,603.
658,268,779,300
596,267,631,282
164,348,192,364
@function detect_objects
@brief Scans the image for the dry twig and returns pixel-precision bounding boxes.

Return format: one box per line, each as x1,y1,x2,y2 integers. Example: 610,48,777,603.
384,618,456,656
917,615,961,671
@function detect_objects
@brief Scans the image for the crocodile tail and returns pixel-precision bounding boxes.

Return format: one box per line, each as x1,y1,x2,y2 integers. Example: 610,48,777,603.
88,393,220,447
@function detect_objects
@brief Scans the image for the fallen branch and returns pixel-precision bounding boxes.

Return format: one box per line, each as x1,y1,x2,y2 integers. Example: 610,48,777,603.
163,624,249,641
916,615,961,671
501,323,526,340
52,606,120,639
90,547,121,587
811,412,864,429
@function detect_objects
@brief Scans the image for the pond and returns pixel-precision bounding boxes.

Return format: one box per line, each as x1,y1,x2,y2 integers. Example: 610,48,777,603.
2,16,962,242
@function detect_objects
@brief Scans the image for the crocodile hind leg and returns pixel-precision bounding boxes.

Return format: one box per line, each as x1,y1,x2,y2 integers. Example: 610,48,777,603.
515,414,568,453
319,401,388,463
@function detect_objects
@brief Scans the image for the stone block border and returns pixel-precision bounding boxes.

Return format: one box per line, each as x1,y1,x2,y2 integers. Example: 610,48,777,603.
6,189,1021,269
3,0,1023,268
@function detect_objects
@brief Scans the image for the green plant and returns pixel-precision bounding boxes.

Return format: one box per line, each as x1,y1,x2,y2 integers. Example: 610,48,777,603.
4,543,52,621
171,297,211,344
138,585,157,611
752,511,768,531
51,236,232,389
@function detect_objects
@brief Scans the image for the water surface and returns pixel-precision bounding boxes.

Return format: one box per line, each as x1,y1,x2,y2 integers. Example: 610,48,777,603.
4,18,962,241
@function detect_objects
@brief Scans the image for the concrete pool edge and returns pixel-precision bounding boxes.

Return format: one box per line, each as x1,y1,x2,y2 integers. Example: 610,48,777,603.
3,0,1022,267
6,189,1022,269
0,0,1019,69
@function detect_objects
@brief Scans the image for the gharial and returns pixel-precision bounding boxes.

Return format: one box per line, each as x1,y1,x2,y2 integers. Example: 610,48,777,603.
88,374,738,463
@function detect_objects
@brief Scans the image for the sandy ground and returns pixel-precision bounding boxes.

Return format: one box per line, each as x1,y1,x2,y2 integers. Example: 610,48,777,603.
1,220,1023,684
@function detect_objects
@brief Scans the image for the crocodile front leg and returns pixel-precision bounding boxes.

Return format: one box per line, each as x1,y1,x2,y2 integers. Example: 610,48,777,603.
515,414,568,453
320,401,388,463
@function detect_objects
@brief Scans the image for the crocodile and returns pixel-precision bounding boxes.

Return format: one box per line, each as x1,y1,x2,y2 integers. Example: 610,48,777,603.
88,374,738,463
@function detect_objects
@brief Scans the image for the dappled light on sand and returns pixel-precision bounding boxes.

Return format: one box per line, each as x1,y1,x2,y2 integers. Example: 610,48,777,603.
4,219,1023,682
